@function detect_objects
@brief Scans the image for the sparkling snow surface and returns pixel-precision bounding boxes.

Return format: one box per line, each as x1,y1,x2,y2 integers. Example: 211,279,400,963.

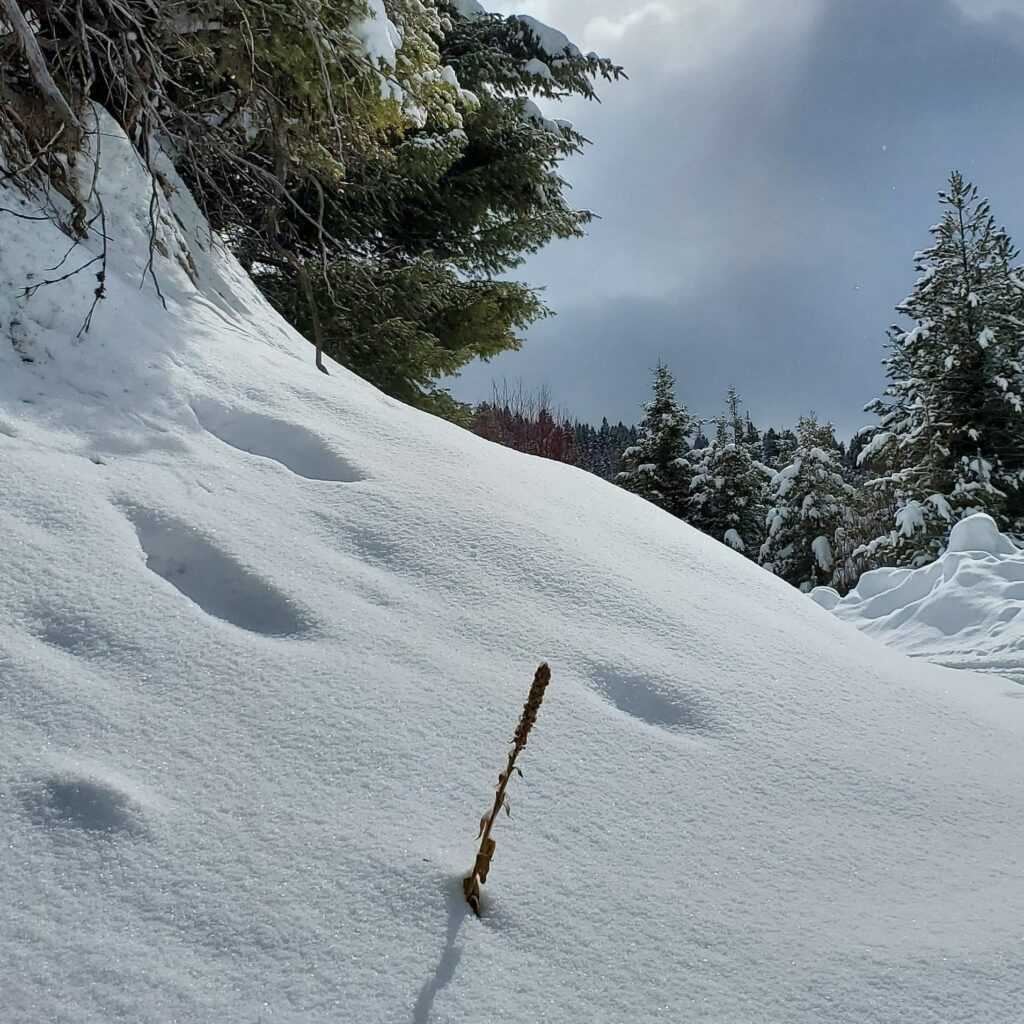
2,125,1023,1024
814,514,1024,686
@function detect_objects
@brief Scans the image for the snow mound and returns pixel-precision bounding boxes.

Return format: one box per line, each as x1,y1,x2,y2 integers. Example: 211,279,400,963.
813,514,1024,684
2,119,1024,1023
945,511,1018,555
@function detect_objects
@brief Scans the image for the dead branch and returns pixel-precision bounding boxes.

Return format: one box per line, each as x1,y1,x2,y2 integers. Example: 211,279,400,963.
1,0,82,139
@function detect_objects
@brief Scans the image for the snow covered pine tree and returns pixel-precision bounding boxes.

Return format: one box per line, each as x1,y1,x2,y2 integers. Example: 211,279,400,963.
760,417,854,591
689,389,771,556
858,172,1024,566
616,363,695,519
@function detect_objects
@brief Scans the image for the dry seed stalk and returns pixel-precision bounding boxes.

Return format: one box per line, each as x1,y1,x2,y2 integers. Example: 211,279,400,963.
463,662,551,917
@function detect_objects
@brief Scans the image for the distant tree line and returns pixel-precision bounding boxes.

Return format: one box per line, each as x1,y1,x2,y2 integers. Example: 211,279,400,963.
470,382,638,476
474,173,1024,593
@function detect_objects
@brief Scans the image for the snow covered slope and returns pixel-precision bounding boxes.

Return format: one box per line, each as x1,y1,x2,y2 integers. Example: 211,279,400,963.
2,124,1023,1024
814,514,1024,686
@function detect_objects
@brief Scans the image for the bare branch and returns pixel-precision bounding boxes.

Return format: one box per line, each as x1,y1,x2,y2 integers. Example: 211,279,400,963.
0,0,83,138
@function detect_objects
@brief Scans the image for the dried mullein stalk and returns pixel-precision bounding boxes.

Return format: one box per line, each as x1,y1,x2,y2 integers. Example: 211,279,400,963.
463,662,552,917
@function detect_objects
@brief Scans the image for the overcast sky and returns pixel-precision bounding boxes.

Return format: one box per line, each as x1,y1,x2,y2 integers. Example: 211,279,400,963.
448,0,1024,437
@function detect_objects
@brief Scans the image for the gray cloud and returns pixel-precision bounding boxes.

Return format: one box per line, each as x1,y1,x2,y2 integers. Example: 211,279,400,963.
451,0,1024,437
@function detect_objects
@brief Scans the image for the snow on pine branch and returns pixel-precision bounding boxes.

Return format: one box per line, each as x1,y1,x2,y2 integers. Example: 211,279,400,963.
349,0,403,73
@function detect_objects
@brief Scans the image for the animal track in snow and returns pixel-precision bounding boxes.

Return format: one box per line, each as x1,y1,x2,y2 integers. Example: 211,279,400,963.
126,507,308,636
33,612,112,657
30,605,150,664
191,397,363,482
26,775,147,835
585,661,714,735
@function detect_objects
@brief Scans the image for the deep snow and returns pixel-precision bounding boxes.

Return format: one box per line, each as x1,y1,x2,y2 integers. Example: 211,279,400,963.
814,513,1024,686
2,121,1023,1024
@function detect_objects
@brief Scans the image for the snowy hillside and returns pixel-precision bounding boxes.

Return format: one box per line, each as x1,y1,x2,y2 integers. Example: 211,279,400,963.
2,123,1024,1024
814,514,1024,686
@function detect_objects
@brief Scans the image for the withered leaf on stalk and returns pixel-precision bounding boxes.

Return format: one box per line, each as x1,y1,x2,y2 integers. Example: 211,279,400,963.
462,663,551,916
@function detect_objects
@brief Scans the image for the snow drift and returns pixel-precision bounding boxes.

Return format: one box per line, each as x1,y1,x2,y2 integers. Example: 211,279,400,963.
2,121,1023,1024
814,513,1024,685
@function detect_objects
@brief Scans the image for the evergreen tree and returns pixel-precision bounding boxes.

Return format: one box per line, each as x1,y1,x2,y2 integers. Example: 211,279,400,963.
843,432,868,483
760,417,854,591
617,363,695,517
692,427,711,451
770,428,799,468
594,418,614,478
574,417,617,479
828,482,898,595
1,2,621,417
689,390,771,554
859,172,1024,566
743,413,761,452
258,3,623,416
608,422,639,479
573,422,597,474
2,2,454,341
